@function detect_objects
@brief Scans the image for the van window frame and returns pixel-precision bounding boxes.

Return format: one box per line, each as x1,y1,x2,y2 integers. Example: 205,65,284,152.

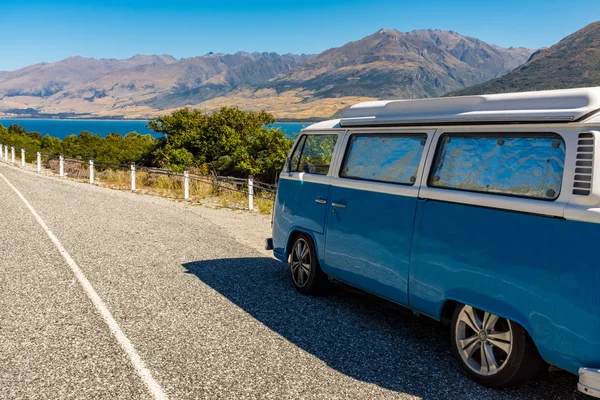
427,131,567,202
288,132,339,176
288,134,307,172
338,132,428,187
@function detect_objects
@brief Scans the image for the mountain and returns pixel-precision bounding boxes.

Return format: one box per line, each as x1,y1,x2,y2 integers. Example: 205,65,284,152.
448,21,600,96
0,29,533,120
0,52,314,119
145,52,314,110
0,55,178,97
265,29,532,100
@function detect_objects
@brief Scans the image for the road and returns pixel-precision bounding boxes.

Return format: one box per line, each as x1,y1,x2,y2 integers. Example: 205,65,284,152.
0,163,585,399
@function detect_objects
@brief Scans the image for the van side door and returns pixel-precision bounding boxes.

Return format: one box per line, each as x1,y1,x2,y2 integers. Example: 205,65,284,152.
273,133,340,255
322,130,432,306
409,129,569,325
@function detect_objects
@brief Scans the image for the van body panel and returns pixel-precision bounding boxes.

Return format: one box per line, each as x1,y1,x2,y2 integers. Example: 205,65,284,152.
271,89,600,383
409,199,600,374
272,174,331,257
323,184,418,305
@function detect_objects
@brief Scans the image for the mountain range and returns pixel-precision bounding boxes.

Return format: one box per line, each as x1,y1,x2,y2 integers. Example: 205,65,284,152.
0,29,536,119
449,21,600,96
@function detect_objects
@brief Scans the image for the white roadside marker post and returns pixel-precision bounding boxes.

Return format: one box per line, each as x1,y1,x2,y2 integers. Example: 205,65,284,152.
11,146,15,165
37,151,41,173
131,163,136,191
0,144,3,160
21,148,25,168
89,159,94,184
248,175,254,211
4,145,7,162
184,169,189,201
59,154,64,177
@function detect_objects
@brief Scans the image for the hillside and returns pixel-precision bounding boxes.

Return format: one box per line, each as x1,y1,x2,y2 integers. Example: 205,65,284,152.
0,29,533,120
0,52,314,119
266,29,532,100
449,21,600,96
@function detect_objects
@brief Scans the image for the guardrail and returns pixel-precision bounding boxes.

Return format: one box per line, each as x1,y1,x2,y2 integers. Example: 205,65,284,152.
0,144,276,211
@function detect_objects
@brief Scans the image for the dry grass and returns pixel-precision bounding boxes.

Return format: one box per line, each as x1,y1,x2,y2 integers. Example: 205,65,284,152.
47,158,91,180
192,88,378,119
0,88,377,120
42,160,275,214
97,169,129,189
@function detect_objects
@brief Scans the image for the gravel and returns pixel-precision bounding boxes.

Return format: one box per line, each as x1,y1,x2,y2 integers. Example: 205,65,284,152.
0,163,585,399
0,168,149,399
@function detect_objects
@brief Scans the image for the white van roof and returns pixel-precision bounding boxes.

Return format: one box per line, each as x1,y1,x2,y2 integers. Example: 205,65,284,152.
338,87,600,127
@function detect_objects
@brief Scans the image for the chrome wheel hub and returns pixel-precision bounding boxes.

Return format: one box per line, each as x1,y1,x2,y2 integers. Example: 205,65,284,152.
290,239,311,287
455,305,514,376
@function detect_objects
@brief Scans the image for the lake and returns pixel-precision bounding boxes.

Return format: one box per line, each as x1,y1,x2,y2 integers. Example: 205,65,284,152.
0,119,310,139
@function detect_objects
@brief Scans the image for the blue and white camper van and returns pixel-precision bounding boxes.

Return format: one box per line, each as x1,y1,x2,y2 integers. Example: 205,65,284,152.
267,87,600,396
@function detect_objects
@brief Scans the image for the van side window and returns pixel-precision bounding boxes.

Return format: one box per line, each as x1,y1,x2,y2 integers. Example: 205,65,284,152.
430,134,566,200
341,134,426,185
293,134,338,175
289,135,306,172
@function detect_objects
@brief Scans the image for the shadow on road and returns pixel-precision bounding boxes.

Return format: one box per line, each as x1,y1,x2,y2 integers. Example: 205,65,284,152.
182,257,583,399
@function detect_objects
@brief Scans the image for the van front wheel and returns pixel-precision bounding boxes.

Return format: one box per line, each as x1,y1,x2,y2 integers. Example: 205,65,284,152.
289,234,328,294
450,304,545,388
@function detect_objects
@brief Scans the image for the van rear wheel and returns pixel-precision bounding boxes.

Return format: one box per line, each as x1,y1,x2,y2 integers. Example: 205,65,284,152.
289,233,328,294
450,304,545,388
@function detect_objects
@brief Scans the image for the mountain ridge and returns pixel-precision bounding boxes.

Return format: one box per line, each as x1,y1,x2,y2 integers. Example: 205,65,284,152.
448,21,600,96
265,28,532,101
0,29,534,119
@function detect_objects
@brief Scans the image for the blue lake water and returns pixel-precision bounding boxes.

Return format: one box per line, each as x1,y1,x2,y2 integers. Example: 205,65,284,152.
0,119,310,139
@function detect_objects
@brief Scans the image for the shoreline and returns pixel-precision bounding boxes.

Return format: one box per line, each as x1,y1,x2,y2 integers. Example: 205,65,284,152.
0,117,314,124
0,116,151,121
0,119,307,139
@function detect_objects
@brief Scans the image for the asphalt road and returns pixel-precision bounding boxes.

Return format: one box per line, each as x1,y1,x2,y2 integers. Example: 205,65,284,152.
0,163,586,399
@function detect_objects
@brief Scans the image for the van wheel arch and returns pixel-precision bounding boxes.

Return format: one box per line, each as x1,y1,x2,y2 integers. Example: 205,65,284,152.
285,230,320,259
285,230,302,259
440,300,460,325
441,300,540,348
288,232,329,294
449,302,547,387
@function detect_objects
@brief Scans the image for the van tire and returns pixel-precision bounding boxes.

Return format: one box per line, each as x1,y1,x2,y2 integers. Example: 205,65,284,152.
289,233,328,294
450,303,545,388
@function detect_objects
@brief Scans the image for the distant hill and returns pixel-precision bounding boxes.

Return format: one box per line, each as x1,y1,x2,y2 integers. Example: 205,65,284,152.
0,29,533,120
266,29,532,100
448,21,600,96
0,52,315,119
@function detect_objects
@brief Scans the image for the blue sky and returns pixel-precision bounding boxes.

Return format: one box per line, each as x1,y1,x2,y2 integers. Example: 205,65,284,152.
1,0,599,71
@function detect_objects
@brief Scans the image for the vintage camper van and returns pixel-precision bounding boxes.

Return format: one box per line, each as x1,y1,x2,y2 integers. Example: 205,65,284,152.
267,87,600,396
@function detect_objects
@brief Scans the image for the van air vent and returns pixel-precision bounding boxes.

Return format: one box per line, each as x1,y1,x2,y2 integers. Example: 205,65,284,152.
573,132,594,196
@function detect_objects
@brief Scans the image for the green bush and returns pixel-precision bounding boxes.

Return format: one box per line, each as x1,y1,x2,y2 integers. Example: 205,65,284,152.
0,124,156,165
0,106,293,182
0,124,46,161
149,106,293,182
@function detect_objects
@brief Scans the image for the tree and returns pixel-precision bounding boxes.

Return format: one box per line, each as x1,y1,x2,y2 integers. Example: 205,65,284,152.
148,107,293,181
0,124,45,161
58,131,157,164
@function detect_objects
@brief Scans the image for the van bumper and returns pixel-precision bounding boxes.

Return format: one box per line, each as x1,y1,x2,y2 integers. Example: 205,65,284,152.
579,368,600,398
265,238,274,251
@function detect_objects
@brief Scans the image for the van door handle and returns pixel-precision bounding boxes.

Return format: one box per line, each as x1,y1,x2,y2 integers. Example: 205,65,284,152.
331,202,346,208
315,198,327,204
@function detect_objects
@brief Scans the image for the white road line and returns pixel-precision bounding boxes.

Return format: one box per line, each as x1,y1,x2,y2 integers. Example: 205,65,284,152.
0,171,168,400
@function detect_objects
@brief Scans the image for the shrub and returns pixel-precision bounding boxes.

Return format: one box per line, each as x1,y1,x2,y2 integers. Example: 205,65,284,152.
148,106,293,182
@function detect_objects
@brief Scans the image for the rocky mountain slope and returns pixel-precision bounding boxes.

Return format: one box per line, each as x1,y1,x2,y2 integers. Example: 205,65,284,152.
449,21,600,96
266,29,532,100
0,29,533,119
0,52,313,119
